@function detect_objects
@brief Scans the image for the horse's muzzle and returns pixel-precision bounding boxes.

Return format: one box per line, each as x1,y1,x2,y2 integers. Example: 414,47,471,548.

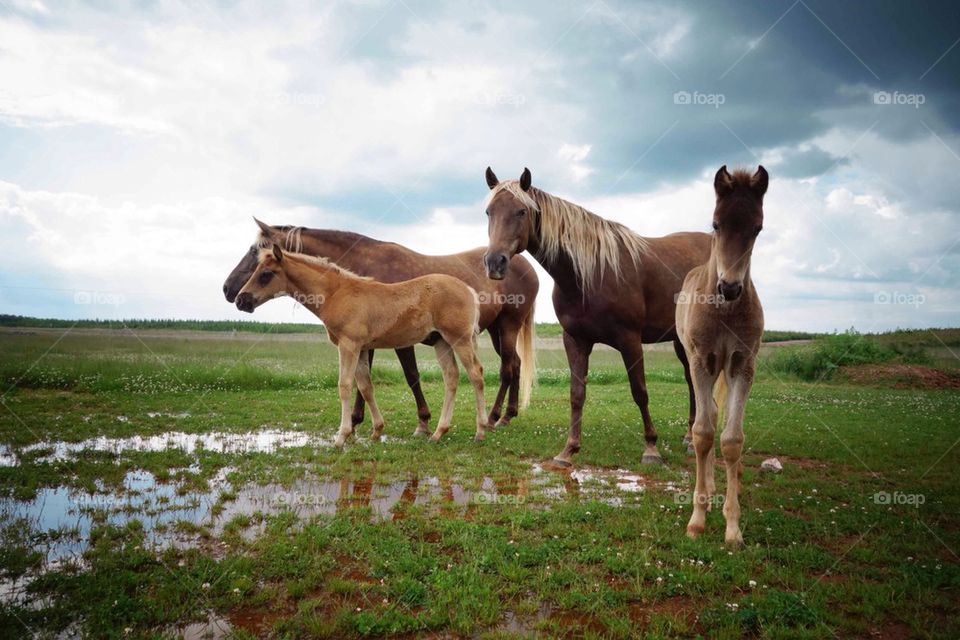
223,282,238,304
235,292,255,313
484,251,508,280
718,280,743,301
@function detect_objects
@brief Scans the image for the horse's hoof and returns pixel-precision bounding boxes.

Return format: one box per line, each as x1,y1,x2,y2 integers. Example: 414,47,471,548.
494,418,510,428
686,443,695,455
474,435,485,442
642,454,664,465
429,435,441,444
686,524,704,539
412,429,430,438
549,458,573,469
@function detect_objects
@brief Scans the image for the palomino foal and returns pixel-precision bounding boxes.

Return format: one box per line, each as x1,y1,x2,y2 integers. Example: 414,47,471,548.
236,244,490,446
676,165,767,546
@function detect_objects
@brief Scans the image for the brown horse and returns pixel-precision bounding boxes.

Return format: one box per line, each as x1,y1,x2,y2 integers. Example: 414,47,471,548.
677,165,766,546
482,167,711,466
223,222,538,431
236,243,490,446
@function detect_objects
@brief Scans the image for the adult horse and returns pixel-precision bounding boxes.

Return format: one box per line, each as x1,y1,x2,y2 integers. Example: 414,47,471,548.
482,167,710,466
224,221,538,431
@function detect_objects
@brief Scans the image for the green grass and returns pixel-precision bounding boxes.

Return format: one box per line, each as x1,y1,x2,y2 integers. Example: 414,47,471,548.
0,328,958,639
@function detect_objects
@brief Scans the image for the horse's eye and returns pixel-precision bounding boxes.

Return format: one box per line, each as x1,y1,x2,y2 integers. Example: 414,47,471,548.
258,271,274,286
516,209,526,217
712,221,719,231
485,209,490,217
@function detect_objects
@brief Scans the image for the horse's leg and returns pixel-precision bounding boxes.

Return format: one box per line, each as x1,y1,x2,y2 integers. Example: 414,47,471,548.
620,339,663,465
721,364,753,547
429,338,459,443
495,320,522,428
674,339,696,453
485,323,508,429
355,349,386,441
686,360,720,538
552,332,592,467
450,333,489,442
334,343,362,448
350,350,373,431
396,346,431,436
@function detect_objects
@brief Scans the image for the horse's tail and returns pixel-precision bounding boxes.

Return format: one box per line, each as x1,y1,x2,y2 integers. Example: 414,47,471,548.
713,370,728,423
517,302,536,410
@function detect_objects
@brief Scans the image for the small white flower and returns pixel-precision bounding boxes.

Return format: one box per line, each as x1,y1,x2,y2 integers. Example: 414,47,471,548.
748,580,757,588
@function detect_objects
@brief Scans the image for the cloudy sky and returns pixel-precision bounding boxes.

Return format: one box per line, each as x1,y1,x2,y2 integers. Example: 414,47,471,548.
1,0,958,331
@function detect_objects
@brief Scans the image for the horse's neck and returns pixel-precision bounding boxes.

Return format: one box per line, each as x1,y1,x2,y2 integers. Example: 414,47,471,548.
282,258,344,305
526,231,588,294
299,230,384,264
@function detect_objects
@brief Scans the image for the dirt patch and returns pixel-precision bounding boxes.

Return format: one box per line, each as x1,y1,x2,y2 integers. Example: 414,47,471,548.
629,595,699,627
839,364,960,390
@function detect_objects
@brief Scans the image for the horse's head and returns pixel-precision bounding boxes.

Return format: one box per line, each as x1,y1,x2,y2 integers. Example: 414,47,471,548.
712,165,767,301
235,242,289,313
483,166,536,280
223,218,277,303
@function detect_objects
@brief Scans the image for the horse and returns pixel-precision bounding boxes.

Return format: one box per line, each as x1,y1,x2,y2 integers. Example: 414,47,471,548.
481,167,711,466
235,242,491,446
223,221,539,432
677,165,766,546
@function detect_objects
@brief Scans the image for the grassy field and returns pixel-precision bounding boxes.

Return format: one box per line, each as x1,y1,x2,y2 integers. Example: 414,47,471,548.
0,326,958,639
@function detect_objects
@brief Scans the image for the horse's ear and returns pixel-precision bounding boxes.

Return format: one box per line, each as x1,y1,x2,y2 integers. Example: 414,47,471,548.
485,167,499,190
254,217,273,237
519,167,532,192
272,244,283,262
714,165,734,197
751,165,769,197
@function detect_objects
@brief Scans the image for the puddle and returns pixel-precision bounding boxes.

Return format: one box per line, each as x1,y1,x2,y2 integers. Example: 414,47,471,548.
19,429,332,463
0,461,688,606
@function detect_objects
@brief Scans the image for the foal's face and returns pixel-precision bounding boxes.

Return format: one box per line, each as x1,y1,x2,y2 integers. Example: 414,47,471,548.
483,167,534,280
235,245,289,313
712,165,767,301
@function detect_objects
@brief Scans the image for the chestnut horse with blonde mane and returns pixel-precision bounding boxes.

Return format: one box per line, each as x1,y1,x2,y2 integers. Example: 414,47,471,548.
677,165,767,546
482,167,711,466
223,221,538,432
236,243,491,446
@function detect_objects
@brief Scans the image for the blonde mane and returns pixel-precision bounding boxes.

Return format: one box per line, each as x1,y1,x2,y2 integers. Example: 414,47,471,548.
256,225,304,253
256,247,372,282
488,180,650,289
